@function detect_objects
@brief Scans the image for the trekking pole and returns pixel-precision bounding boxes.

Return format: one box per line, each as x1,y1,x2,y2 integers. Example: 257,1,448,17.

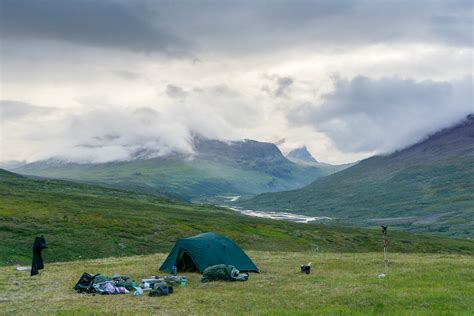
381,226,388,275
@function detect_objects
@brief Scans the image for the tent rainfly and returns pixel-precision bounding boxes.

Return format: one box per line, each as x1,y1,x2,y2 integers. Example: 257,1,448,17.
159,232,259,273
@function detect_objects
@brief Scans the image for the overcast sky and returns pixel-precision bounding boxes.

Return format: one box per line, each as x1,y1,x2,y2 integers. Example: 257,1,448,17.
1,0,473,164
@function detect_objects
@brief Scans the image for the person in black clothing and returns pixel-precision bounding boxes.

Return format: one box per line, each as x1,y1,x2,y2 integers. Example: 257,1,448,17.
31,236,47,276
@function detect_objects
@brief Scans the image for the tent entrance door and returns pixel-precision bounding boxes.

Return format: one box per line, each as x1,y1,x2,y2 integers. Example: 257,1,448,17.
177,251,198,272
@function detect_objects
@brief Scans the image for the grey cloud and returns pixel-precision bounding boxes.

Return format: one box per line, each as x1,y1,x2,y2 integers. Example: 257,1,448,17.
0,100,55,120
113,70,141,81
209,85,240,97
289,76,473,153
1,0,472,59
159,0,473,53
274,77,294,98
262,75,294,98
0,0,188,53
133,107,159,117
168,84,239,99
166,84,187,99
429,2,474,46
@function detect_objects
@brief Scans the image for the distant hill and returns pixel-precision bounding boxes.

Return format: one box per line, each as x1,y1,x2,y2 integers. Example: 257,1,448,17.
240,115,474,237
1,168,472,266
12,136,329,202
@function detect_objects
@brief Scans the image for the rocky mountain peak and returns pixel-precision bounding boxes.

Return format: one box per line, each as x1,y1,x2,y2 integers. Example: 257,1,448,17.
286,146,318,164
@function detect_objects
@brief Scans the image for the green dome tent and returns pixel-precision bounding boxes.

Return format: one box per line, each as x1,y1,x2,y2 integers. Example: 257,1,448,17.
159,232,259,273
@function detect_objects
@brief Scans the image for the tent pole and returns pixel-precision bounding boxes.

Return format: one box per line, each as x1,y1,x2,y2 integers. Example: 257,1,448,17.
382,226,388,275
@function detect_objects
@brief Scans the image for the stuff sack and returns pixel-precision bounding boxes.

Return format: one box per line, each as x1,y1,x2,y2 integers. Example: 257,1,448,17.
149,285,174,297
300,262,312,274
74,273,100,293
201,264,249,283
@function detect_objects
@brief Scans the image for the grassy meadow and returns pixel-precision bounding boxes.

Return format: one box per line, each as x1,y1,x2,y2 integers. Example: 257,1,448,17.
1,251,473,315
2,169,473,267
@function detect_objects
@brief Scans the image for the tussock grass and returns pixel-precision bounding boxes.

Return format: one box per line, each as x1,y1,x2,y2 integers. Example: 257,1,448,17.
1,251,472,315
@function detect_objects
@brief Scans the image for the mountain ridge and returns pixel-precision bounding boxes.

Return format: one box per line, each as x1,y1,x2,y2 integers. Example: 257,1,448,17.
239,115,474,237
12,136,328,202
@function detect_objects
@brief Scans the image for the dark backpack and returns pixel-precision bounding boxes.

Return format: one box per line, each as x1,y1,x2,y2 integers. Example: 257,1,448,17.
148,285,173,297
74,273,100,293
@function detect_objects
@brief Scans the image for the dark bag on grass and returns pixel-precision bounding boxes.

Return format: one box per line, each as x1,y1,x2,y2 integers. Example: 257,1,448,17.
74,273,100,293
148,284,173,297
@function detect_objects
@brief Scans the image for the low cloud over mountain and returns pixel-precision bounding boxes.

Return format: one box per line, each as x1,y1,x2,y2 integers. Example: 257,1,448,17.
288,76,473,153
1,0,472,164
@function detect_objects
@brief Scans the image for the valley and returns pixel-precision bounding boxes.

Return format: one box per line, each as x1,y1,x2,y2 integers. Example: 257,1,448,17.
239,116,474,237
1,168,472,267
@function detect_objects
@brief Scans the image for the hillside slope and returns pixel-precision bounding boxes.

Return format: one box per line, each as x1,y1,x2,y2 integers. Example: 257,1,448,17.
13,137,324,202
240,116,474,237
1,169,472,266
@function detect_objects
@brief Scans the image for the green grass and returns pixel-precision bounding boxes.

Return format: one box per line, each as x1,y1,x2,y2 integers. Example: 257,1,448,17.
1,251,472,315
1,168,473,267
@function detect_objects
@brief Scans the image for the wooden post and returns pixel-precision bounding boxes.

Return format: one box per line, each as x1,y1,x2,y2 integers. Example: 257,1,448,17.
382,225,388,274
